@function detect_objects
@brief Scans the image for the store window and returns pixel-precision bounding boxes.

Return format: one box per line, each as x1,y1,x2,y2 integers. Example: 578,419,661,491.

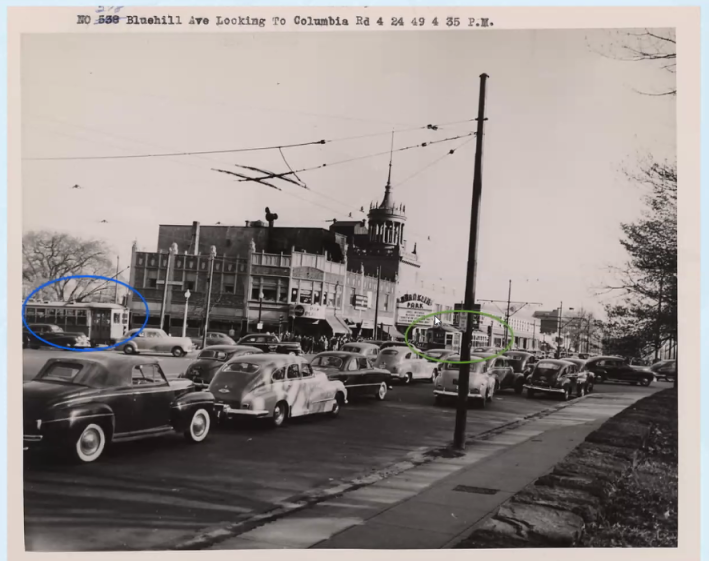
278,283,288,303
313,283,322,305
299,281,313,304
291,287,298,303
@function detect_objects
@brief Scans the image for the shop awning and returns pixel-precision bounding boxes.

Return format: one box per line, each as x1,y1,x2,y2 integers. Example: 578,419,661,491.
323,316,350,335
387,326,408,340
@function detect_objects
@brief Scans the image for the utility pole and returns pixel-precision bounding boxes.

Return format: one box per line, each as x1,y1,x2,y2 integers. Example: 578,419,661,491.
453,73,488,451
201,246,217,350
503,279,512,346
556,301,563,358
159,244,178,333
374,266,381,340
654,276,664,361
114,256,120,304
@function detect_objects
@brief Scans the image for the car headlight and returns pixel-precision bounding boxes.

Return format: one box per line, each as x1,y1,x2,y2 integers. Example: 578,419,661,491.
36,419,42,430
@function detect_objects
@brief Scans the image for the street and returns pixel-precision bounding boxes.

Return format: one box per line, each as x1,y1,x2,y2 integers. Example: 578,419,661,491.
21,349,665,551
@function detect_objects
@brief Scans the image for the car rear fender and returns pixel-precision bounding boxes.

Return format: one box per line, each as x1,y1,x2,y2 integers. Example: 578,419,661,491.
43,402,116,442
170,390,215,431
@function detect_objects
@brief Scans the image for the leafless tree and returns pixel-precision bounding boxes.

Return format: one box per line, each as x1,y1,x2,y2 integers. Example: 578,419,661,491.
23,231,115,302
590,28,676,96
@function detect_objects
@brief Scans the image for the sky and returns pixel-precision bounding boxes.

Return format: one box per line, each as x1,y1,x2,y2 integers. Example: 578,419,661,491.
21,30,676,317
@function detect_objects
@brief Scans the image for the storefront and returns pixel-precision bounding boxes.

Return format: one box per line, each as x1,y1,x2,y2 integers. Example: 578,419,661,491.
289,303,350,337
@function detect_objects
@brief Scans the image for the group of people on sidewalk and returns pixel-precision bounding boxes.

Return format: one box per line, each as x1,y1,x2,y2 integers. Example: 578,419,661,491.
280,332,366,353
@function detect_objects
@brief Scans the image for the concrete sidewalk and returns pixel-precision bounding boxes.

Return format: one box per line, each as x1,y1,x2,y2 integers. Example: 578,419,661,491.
207,392,646,550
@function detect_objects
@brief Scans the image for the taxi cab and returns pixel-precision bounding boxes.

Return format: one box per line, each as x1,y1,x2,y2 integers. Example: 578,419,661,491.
208,354,347,427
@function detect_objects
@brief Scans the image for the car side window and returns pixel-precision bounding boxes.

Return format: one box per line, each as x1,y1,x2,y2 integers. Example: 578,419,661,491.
347,359,359,372
132,364,163,385
287,364,300,380
301,364,314,378
272,367,285,382
357,358,369,370
405,352,412,359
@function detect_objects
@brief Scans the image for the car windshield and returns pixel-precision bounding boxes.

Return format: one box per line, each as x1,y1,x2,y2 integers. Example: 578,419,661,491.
210,362,263,392
427,350,447,358
341,345,359,352
198,349,233,361
380,349,400,356
311,356,344,369
445,360,486,372
535,362,562,375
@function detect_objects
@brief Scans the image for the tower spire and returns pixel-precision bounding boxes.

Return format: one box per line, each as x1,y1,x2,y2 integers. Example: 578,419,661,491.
380,130,395,209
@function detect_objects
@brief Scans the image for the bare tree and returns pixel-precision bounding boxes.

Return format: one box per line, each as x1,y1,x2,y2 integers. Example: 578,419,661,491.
23,231,115,302
590,28,676,96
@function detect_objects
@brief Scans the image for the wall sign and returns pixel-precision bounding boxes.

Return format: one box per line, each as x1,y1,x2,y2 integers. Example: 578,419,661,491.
353,294,368,309
289,303,326,320
292,266,324,281
397,293,433,307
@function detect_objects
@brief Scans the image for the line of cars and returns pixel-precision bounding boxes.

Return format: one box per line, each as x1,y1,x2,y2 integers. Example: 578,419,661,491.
22,332,664,465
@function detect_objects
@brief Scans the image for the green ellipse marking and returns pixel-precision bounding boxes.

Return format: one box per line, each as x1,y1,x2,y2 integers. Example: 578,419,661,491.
404,309,515,364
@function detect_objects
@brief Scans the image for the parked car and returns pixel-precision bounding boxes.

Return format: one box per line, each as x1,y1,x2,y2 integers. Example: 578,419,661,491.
433,354,496,408
584,356,655,386
373,346,438,384
651,359,677,382
310,352,391,401
23,323,91,350
561,358,595,394
209,354,346,427
524,359,581,400
116,328,194,357
181,345,264,389
472,353,523,394
379,341,415,351
503,350,539,379
236,333,302,355
339,342,380,358
23,354,215,463
424,349,458,364
190,332,238,350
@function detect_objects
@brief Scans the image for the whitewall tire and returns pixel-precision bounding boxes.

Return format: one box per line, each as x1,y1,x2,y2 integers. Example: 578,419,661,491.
74,423,106,463
184,408,210,442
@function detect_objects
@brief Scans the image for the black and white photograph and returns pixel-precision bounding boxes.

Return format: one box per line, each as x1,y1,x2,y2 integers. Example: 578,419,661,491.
11,8,699,556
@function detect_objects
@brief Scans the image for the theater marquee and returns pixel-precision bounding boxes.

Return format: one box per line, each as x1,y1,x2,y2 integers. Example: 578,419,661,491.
396,293,434,327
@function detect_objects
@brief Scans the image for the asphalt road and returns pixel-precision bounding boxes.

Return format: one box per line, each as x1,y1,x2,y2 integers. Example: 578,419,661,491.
21,348,666,552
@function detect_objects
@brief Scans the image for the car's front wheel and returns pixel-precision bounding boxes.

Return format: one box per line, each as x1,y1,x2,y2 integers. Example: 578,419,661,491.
184,408,210,442
123,345,137,355
641,377,652,387
172,347,186,358
329,399,341,418
73,423,107,463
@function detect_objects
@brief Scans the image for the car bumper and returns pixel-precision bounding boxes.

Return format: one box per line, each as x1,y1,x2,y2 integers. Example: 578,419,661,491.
214,405,269,419
23,434,43,451
524,384,566,395
434,389,485,400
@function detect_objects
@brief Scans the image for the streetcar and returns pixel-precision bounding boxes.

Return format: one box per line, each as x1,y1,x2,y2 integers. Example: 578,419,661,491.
23,301,129,347
424,324,488,353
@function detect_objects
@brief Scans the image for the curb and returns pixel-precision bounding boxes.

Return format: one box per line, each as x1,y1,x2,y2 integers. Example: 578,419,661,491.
159,393,591,551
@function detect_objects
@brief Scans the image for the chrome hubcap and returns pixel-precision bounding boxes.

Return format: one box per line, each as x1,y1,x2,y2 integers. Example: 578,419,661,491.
379,383,386,397
275,407,285,423
192,414,206,436
80,429,100,455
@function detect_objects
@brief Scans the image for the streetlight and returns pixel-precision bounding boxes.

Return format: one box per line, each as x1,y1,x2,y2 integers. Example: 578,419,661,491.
182,289,191,338
258,291,264,331
201,246,217,350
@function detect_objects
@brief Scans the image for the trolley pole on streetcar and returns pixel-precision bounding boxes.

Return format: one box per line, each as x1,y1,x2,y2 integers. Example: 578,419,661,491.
453,73,489,451
201,246,217,350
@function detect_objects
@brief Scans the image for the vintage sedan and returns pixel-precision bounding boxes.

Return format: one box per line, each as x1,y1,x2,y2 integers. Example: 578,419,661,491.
651,359,677,382
373,346,438,384
236,333,302,355
23,354,215,463
473,353,523,394
503,351,539,379
584,356,655,386
191,332,238,350
181,345,264,389
561,358,595,394
524,359,580,400
424,349,458,364
433,354,496,408
23,323,91,350
340,342,380,359
209,354,347,427
310,352,391,401
116,328,194,357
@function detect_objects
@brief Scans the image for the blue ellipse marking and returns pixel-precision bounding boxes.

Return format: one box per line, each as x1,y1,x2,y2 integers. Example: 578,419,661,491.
21,275,149,353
